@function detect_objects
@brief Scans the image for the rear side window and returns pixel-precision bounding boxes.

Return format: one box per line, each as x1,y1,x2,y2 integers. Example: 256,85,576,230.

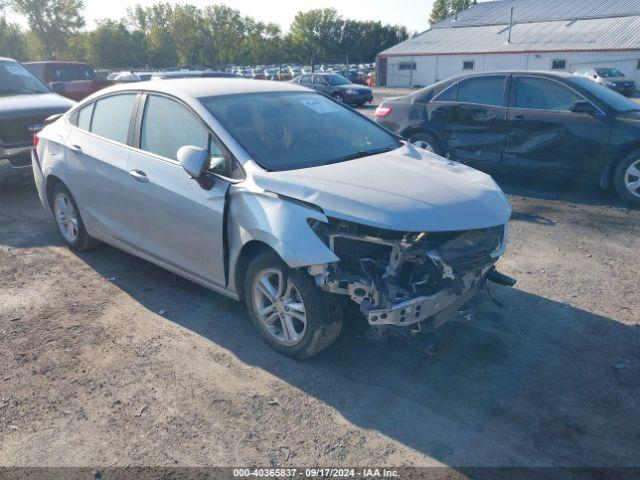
458,76,506,106
299,75,311,84
90,93,137,143
76,103,94,130
514,77,582,111
432,83,458,102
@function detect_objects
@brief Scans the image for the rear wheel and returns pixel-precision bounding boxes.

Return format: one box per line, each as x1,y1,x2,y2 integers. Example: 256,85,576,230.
613,153,640,205
50,182,98,251
409,132,442,156
244,252,342,359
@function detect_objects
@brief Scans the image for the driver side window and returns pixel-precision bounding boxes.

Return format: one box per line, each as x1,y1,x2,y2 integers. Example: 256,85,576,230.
140,94,228,174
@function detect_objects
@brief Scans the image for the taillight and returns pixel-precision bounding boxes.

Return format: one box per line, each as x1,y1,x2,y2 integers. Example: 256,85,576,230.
33,133,39,148
374,105,392,117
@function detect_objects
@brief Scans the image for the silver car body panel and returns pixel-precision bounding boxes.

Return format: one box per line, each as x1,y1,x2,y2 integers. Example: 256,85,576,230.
33,78,513,328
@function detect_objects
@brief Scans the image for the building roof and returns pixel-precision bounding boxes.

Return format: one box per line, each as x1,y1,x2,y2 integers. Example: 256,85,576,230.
434,0,640,28
380,0,640,56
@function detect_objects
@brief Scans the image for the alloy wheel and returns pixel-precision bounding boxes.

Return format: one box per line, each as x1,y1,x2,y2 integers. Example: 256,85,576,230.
53,192,79,243
624,159,640,198
252,268,307,346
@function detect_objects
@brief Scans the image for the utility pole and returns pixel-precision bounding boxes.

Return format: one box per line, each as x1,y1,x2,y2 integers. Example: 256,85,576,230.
507,6,514,43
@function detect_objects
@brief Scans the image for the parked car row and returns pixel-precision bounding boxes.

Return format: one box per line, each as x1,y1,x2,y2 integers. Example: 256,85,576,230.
374,70,640,205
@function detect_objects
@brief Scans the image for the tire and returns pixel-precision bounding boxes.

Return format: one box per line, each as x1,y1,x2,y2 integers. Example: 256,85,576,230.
613,152,640,206
409,132,443,156
332,93,344,103
244,252,342,359
49,182,98,251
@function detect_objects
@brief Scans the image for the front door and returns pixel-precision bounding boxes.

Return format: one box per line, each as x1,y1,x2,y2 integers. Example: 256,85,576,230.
503,75,611,175
124,94,229,287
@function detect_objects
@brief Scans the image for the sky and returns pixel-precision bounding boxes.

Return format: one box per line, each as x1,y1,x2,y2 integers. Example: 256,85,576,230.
6,0,437,34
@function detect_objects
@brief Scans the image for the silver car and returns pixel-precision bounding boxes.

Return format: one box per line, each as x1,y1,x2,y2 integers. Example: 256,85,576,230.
32,79,512,358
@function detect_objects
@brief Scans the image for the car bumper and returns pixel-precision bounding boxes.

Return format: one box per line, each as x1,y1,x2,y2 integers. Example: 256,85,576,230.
345,92,373,104
363,269,486,328
0,146,34,185
609,85,635,96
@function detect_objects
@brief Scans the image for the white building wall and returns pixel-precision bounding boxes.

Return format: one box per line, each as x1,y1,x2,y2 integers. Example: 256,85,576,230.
385,50,640,87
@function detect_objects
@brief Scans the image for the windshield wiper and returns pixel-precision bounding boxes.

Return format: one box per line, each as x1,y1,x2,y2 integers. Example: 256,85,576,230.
325,146,398,165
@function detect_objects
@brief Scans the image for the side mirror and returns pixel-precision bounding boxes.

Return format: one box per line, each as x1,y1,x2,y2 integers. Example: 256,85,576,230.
571,100,596,114
49,81,66,95
177,145,209,178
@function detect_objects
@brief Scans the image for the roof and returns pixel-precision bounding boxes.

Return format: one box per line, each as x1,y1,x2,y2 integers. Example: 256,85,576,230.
380,0,640,56
104,78,308,99
381,16,640,55
434,0,640,28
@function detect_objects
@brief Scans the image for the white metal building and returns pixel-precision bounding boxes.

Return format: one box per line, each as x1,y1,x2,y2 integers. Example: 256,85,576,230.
377,0,640,87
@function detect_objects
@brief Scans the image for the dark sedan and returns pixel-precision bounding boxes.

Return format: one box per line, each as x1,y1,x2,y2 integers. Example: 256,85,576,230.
375,71,640,205
292,73,373,106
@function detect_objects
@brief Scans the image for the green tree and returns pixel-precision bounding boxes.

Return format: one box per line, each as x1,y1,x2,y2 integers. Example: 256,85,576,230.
87,20,145,68
288,8,343,66
0,18,28,60
9,0,85,58
430,0,477,25
429,0,450,25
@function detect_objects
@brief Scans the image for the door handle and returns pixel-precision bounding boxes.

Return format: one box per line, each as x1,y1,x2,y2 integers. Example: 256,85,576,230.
129,169,149,183
511,115,526,125
68,144,83,154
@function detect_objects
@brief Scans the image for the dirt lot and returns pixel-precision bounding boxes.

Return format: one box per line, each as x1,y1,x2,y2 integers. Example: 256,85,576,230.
1,166,639,469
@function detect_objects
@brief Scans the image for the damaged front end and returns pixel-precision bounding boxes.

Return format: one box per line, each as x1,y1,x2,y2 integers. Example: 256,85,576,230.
307,217,511,331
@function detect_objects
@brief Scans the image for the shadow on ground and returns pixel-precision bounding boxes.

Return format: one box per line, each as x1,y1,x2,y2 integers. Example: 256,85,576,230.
73,243,640,471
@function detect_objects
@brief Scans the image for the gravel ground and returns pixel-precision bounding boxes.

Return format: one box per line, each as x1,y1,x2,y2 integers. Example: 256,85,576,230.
1,158,639,468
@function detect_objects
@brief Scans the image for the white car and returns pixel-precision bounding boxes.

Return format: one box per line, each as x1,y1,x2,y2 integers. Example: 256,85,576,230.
32,79,513,358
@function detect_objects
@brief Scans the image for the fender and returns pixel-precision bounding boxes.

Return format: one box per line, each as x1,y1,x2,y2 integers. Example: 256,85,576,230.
226,188,339,296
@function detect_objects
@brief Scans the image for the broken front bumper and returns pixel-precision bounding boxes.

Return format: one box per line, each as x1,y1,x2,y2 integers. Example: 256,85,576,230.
363,270,486,327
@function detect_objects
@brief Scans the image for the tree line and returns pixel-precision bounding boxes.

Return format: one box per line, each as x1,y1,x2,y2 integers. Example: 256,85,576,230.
0,0,410,68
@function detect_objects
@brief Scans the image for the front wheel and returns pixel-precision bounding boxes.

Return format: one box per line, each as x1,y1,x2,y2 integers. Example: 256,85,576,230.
332,93,344,103
613,153,640,205
409,132,443,156
244,252,342,359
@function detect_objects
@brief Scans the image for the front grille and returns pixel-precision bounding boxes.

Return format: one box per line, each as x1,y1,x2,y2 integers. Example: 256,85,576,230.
436,226,503,273
0,116,44,146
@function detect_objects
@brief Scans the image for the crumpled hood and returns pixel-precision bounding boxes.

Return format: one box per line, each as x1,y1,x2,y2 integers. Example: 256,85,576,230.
0,93,74,118
252,144,511,232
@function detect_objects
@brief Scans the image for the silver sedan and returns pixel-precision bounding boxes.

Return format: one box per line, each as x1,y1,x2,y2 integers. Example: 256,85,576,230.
33,79,512,358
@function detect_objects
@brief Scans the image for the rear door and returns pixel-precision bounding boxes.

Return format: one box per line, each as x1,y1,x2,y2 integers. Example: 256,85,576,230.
64,92,139,239
123,93,232,287
427,75,508,164
504,75,610,175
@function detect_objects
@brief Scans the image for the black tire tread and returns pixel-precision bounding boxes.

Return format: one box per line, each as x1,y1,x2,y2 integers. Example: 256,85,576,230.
613,151,640,206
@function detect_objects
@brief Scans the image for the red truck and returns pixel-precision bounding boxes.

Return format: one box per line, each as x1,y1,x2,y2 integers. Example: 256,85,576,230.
24,61,113,101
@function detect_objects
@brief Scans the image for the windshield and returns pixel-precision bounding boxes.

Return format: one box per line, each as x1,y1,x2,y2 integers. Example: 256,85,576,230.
327,74,351,86
202,92,400,171
596,68,624,78
0,60,50,95
572,77,640,112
